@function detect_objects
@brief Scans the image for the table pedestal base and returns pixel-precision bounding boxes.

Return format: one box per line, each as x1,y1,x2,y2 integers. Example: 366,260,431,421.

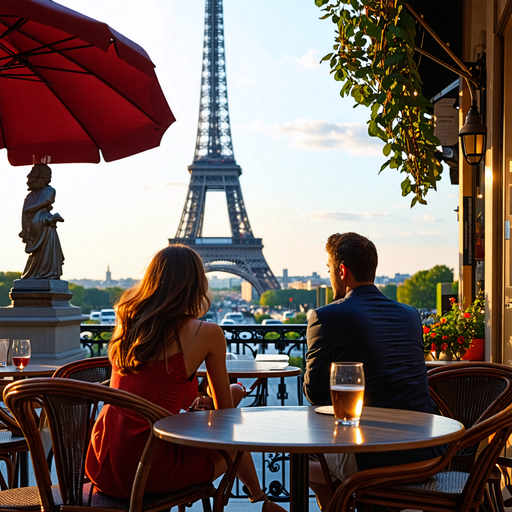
290,453,309,512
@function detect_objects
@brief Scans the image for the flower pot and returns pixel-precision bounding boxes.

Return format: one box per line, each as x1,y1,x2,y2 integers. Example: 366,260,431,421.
462,338,485,361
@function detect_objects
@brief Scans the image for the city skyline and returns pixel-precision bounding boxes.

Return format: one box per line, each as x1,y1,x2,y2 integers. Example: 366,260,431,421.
0,0,459,282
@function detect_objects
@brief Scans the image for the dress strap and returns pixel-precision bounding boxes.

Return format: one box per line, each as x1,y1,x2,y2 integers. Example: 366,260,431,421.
183,321,203,358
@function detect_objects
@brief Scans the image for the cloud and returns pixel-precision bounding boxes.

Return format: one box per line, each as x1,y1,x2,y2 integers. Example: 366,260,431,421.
241,119,382,155
285,49,322,71
139,185,150,191
272,211,389,221
305,211,389,221
164,182,188,187
395,232,413,236
419,231,441,235
392,204,409,209
413,214,436,221
445,193,455,198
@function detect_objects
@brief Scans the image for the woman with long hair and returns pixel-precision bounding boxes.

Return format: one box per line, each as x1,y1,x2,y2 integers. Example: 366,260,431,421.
85,245,284,511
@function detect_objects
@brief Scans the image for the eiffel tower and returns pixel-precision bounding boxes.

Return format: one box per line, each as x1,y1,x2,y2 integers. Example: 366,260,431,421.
168,0,280,295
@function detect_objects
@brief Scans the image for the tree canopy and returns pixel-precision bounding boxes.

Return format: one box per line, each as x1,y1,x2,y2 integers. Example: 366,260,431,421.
381,283,397,301
0,272,22,307
260,288,332,309
69,284,125,313
397,265,453,309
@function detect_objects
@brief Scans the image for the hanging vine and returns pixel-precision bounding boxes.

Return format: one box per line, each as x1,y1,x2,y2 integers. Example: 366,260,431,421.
315,0,442,206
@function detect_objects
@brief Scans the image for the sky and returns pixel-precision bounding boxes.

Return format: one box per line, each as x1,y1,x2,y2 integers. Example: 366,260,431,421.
0,0,459,283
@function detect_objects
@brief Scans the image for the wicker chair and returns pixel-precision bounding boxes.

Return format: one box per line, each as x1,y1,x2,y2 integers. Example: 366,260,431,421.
326,362,512,512
53,357,218,512
0,407,27,489
1,377,241,512
52,356,112,384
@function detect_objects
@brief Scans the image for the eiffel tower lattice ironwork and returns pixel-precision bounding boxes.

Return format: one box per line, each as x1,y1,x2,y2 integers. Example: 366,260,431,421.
168,0,280,295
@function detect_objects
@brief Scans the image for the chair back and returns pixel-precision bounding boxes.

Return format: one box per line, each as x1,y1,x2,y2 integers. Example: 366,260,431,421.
457,398,512,505
427,362,512,469
53,356,112,384
3,378,170,511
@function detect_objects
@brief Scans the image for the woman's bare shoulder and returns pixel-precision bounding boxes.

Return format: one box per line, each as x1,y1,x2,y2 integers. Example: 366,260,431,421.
197,320,224,337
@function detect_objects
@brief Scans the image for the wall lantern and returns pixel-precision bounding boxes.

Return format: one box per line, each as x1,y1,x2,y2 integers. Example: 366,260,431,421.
459,101,487,166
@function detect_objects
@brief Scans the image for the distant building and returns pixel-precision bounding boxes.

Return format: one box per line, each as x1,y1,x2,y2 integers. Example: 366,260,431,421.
281,269,289,287
105,265,113,285
241,281,253,302
374,274,411,286
208,275,242,289
393,273,411,285
289,281,309,290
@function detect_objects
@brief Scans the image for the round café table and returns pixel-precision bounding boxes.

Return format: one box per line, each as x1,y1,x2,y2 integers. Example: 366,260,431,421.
196,361,302,406
154,405,464,512
0,365,60,378
196,360,301,379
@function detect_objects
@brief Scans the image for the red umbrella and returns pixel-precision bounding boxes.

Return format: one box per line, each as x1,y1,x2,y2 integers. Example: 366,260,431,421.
0,0,175,165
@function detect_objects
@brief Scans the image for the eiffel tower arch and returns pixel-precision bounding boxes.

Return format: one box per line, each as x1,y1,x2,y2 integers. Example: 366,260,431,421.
169,0,280,296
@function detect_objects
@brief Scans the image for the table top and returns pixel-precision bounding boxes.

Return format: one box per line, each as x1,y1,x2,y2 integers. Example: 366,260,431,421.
0,365,60,378
154,405,464,454
196,361,301,379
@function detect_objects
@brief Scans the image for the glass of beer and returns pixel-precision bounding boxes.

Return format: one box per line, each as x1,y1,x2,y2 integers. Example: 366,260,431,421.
330,362,365,426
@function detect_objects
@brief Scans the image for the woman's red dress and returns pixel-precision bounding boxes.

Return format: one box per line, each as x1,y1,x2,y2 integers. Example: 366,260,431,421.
85,354,215,499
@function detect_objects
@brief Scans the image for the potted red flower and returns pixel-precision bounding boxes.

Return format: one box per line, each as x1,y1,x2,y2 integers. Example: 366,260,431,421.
423,292,485,360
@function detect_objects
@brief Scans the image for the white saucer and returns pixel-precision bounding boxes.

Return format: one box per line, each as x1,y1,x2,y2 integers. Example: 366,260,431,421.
315,405,334,415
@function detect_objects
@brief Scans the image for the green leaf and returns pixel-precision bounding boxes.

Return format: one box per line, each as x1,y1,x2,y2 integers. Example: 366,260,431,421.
383,143,392,157
388,25,408,40
384,52,406,67
340,80,352,97
365,24,382,41
401,177,411,194
379,159,391,173
352,87,363,103
315,0,329,6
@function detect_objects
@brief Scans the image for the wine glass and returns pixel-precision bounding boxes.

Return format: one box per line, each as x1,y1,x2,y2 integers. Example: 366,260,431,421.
12,340,31,370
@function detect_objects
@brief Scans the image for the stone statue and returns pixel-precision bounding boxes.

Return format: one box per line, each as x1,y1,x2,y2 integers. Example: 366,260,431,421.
19,163,65,279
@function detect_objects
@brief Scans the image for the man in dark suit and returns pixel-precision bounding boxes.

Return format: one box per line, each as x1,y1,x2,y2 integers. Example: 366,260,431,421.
304,232,441,509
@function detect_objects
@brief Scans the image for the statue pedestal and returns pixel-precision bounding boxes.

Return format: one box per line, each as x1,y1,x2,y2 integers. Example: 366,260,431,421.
0,279,88,365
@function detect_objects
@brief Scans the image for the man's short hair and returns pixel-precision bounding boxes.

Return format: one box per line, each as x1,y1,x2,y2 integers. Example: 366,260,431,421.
325,232,378,283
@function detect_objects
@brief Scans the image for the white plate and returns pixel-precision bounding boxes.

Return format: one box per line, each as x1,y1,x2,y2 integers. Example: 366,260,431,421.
315,406,334,415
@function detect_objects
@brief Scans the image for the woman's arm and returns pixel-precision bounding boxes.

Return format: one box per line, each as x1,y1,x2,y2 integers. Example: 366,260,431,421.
203,325,233,410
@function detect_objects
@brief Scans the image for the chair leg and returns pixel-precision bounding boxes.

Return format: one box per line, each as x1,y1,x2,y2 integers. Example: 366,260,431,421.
484,486,497,512
202,497,213,512
490,479,506,512
0,454,15,490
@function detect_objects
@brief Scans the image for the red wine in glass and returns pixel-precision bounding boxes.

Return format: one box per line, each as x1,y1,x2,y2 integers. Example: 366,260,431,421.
12,340,31,370
12,356,30,369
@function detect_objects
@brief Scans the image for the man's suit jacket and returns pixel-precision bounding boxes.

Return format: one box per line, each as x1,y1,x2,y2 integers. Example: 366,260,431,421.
303,284,443,470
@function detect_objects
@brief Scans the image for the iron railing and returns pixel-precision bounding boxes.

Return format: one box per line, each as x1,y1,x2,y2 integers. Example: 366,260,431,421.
80,323,308,358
